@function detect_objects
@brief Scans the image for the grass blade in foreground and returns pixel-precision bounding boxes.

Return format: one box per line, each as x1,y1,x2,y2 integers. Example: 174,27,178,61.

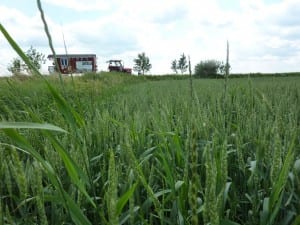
262,133,297,225
0,122,67,133
1,129,93,225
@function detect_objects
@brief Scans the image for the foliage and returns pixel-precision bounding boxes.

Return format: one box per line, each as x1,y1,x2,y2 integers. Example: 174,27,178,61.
171,59,178,74
194,60,229,78
133,52,152,75
7,58,22,75
7,46,46,75
171,53,188,74
178,53,188,74
25,46,46,72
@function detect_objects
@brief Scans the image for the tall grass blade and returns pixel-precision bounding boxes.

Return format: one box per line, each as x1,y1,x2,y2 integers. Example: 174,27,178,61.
259,133,296,225
63,191,93,225
107,149,118,225
2,129,93,225
43,131,95,207
0,122,67,133
116,182,138,216
46,83,85,127
36,0,64,87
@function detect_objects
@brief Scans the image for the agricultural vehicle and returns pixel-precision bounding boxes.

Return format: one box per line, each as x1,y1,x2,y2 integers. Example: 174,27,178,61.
106,60,132,74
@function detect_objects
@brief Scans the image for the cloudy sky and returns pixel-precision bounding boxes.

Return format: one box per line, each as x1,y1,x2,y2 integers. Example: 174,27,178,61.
0,0,300,75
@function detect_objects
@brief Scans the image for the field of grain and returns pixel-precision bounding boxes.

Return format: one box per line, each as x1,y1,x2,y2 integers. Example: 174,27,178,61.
0,73,299,225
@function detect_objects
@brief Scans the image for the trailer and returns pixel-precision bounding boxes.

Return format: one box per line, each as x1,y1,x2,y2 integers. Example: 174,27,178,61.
47,54,97,74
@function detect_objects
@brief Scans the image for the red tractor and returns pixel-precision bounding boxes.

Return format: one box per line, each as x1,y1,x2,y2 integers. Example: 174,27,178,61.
107,60,132,74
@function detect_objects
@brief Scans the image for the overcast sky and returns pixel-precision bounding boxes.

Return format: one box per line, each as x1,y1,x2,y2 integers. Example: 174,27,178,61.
1,0,300,75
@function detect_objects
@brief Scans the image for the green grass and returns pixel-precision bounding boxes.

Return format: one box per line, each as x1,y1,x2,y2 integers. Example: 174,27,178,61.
0,74,299,225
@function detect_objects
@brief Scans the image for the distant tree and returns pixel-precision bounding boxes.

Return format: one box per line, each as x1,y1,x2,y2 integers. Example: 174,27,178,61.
7,58,22,75
171,59,178,74
218,61,231,75
133,52,152,75
194,60,225,78
7,46,46,75
24,46,46,73
177,53,188,74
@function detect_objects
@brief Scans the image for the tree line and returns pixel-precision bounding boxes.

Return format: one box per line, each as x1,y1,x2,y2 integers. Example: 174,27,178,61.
7,47,230,78
134,52,231,78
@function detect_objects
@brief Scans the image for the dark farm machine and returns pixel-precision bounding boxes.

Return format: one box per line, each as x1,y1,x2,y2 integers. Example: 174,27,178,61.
106,60,132,74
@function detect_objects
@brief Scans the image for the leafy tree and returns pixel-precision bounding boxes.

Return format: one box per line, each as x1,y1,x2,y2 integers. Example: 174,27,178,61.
7,58,22,75
25,46,46,72
7,46,46,75
194,60,227,78
218,62,231,75
171,59,178,74
133,52,152,75
177,53,188,74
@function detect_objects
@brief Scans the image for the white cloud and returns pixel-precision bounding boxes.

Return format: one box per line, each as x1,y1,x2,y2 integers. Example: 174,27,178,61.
43,0,110,12
1,0,300,76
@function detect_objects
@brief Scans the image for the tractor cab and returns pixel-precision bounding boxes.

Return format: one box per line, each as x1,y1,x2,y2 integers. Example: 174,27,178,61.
107,60,132,74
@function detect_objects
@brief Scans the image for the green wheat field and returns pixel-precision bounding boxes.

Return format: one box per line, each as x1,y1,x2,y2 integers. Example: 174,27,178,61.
0,73,299,225
0,1,300,223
